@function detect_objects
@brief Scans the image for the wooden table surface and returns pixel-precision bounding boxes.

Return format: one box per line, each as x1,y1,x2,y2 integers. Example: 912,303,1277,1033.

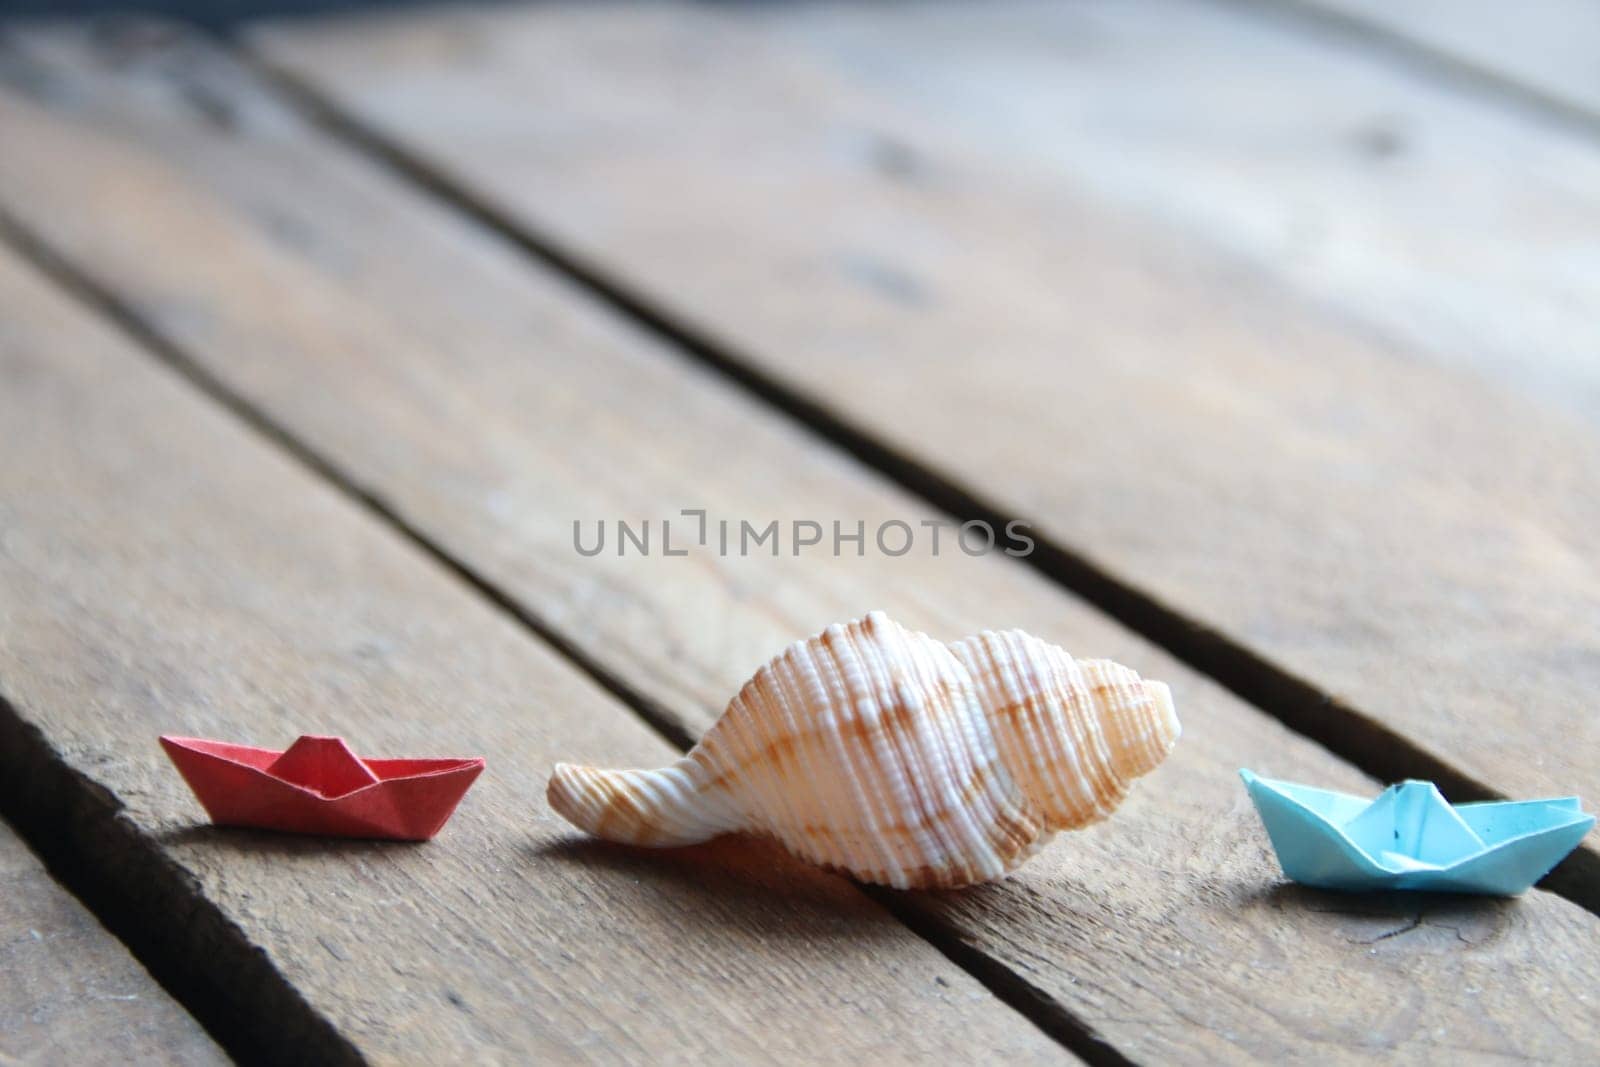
1,2,1596,1063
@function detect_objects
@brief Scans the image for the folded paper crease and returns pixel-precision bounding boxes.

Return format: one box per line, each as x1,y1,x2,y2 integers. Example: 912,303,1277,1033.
161,735,484,840
1241,769,1593,895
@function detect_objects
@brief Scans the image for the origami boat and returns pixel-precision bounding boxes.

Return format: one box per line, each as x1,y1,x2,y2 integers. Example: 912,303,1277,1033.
1241,770,1594,895
161,735,485,840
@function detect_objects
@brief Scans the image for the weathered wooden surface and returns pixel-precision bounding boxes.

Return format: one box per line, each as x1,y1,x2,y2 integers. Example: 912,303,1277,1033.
0,820,226,1066
0,245,1063,1063
746,0,1600,415
254,0,1600,418
251,3,1600,834
1270,0,1600,118
2,25,1598,1063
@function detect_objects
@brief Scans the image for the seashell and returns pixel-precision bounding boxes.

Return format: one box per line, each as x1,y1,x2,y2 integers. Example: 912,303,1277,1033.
547,611,1180,888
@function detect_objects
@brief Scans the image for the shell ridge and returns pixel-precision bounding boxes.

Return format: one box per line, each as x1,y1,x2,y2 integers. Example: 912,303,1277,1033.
1032,641,1100,826
902,643,985,883
1014,632,1082,823
905,651,1003,884
764,650,845,871
982,631,1071,825
911,628,1026,884
824,620,907,885
1031,634,1108,824
760,651,834,863
890,621,1012,886
1081,661,1136,819
630,764,714,840
877,634,973,886
893,672,975,885
936,637,1024,880
547,762,730,847
956,632,1115,832
721,673,800,846
717,687,779,828
1020,638,1106,827
780,630,883,883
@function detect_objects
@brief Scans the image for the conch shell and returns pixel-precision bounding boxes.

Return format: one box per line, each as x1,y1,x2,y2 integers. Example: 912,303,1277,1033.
548,612,1180,888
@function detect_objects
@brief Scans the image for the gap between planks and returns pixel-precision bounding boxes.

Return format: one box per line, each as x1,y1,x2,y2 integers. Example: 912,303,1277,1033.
0,699,361,1066
0,203,1124,1067
1206,0,1600,144
235,31,1600,919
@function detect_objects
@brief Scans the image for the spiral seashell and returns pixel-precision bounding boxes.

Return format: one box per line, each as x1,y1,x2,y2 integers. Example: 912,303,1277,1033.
548,612,1180,888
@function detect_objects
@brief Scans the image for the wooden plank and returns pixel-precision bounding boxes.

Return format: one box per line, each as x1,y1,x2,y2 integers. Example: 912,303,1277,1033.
250,3,1600,839
253,0,1600,420
1263,0,1600,120
0,820,226,1066
0,246,1063,1063
3,24,1599,1063
749,0,1600,416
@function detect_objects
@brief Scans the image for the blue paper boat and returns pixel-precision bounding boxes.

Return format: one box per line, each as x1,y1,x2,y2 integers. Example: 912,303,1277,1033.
1241,770,1594,895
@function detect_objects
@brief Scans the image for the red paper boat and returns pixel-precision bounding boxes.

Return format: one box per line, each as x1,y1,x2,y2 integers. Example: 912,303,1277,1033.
160,735,485,840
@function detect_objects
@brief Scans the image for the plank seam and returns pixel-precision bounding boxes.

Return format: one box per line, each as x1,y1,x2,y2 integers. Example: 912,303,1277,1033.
0,205,699,759
864,887,1137,1067
0,207,1125,1065
239,47,1600,919
0,697,364,1067
1206,0,1600,142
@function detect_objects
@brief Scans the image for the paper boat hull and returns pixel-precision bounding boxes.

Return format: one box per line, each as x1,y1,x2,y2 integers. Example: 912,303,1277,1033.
161,736,484,841
1242,770,1593,896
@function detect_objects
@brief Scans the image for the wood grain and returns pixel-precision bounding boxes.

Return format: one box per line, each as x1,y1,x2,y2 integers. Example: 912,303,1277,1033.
743,0,1600,418
0,242,1062,1062
254,0,1600,419
2,24,1599,1062
250,3,1600,839
0,820,226,1066
1263,0,1600,119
